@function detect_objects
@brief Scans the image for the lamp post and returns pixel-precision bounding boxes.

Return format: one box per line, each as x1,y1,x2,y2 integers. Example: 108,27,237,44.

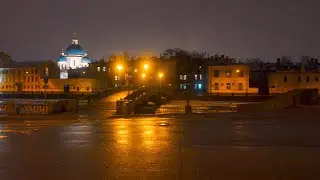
116,64,123,88
236,69,240,94
158,73,164,88
141,73,146,86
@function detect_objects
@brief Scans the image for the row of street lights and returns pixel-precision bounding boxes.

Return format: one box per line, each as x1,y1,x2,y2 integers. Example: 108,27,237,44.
115,63,164,87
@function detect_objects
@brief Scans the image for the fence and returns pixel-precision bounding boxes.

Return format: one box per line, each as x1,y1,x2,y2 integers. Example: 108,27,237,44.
155,105,238,115
16,104,49,115
0,104,8,114
15,100,50,115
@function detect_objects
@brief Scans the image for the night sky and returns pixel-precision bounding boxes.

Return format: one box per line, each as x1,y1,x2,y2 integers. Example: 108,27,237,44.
1,0,319,62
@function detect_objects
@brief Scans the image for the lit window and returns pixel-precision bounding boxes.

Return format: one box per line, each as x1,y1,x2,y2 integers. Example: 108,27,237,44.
225,69,232,77
198,84,202,89
214,83,219,90
199,74,203,80
44,67,49,76
180,74,187,80
194,84,198,89
195,75,198,80
97,67,100,72
238,70,244,77
226,83,231,90
238,83,243,90
103,67,106,72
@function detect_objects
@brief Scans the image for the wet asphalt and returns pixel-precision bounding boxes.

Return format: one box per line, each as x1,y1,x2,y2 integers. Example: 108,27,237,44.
0,93,320,179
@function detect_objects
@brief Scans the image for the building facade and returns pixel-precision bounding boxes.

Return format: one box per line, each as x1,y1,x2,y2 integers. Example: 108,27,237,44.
0,61,59,93
207,65,254,94
47,78,100,93
268,71,320,93
57,35,92,79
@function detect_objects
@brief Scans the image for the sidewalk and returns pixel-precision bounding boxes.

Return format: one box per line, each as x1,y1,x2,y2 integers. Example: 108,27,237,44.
0,112,78,121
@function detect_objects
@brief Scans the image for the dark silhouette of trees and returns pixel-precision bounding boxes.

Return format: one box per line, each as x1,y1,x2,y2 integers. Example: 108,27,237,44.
0,52,13,66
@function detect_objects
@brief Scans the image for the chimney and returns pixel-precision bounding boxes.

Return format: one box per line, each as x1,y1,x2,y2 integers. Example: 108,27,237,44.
315,58,319,72
260,61,263,71
300,62,305,72
276,58,280,71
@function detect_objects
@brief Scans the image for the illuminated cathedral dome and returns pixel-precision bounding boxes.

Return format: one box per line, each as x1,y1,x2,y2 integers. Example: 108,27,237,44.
66,44,85,56
57,34,91,79
57,55,67,62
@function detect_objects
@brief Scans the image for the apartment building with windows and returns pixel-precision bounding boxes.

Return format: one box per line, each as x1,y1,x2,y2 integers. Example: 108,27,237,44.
207,64,255,94
268,71,320,93
0,61,59,93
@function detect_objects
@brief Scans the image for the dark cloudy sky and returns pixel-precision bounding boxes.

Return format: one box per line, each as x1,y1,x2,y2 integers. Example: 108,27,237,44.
1,0,319,61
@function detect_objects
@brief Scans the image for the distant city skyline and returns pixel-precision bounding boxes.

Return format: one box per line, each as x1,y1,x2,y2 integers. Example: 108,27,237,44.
1,0,320,62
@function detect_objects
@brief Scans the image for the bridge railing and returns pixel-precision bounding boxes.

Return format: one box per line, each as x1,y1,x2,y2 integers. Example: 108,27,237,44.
78,85,139,108
155,105,238,115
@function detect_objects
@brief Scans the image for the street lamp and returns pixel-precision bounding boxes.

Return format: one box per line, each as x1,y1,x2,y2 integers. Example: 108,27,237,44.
158,73,164,88
142,73,146,78
116,64,123,71
143,64,149,70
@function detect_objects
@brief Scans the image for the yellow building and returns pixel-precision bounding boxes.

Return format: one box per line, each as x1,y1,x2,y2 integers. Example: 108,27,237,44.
0,61,59,93
268,71,320,93
208,65,257,94
47,78,100,93
0,61,99,93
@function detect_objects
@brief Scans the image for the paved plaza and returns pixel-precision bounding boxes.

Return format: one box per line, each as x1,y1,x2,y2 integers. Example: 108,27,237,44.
0,93,320,179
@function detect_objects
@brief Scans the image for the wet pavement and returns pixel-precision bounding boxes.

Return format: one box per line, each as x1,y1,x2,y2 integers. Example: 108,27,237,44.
0,92,320,179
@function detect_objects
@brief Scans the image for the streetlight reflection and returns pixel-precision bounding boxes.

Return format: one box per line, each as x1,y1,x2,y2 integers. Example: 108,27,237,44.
59,124,93,149
0,124,7,140
114,120,131,150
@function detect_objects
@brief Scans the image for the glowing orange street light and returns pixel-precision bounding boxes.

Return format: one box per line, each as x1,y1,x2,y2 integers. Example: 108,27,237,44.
143,64,149,70
116,64,123,71
158,73,164,88
236,69,240,73
142,73,146,78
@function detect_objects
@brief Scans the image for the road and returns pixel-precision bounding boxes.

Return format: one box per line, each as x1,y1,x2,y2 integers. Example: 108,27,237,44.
0,93,320,179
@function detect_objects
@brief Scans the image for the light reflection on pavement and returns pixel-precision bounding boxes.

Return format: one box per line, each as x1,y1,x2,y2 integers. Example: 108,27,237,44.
0,92,320,179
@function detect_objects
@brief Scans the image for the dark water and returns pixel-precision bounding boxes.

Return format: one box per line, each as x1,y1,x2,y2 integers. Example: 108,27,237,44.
1,105,320,179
